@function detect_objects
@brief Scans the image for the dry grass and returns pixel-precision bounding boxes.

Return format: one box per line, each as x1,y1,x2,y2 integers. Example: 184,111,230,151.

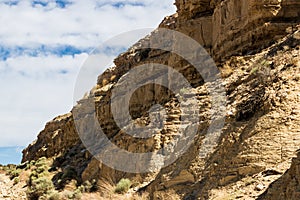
94,178,149,200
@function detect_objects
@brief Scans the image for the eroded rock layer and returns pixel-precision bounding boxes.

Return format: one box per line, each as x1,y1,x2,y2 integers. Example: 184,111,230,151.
162,0,300,61
22,0,300,199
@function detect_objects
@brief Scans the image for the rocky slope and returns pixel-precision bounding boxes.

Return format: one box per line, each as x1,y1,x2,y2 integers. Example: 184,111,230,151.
21,0,300,199
258,150,300,199
0,171,26,199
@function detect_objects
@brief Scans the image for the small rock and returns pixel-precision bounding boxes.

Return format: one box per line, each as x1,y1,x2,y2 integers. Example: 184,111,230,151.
255,183,265,191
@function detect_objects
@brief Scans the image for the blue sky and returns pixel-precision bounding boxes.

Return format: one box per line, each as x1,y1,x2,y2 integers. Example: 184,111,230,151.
0,147,24,164
0,0,176,164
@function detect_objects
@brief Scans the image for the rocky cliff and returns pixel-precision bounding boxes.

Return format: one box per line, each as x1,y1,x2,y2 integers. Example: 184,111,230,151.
163,0,300,61
258,149,300,199
21,0,300,199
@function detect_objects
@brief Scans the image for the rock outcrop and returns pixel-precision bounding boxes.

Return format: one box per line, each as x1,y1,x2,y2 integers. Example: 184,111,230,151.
258,150,300,199
163,0,300,61
22,0,300,199
22,113,79,161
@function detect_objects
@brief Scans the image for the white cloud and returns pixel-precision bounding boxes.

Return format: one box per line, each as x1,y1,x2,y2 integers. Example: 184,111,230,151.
0,0,176,148
0,0,175,47
0,53,87,146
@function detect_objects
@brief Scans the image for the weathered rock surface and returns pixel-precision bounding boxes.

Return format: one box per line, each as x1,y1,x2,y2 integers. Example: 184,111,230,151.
21,0,300,199
258,149,300,199
162,0,300,61
22,113,79,162
0,171,27,199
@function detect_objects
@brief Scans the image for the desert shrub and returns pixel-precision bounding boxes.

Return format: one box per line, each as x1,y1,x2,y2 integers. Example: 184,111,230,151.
27,177,55,200
179,87,189,95
27,168,49,186
69,179,97,199
7,168,22,179
24,163,31,170
83,180,93,192
26,157,56,200
250,66,258,75
250,59,271,75
21,160,36,171
13,177,20,184
97,179,115,197
1,165,9,171
35,165,48,174
79,179,97,192
30,160,36,166
76,185,85,193
67,189,82,200
35,157,47,168
114,178,132,194
37,190,61,200
52,167,78,191
48,191,60,200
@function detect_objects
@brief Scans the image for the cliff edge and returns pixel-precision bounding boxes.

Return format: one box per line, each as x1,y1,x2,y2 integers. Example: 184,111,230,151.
20,0,300,199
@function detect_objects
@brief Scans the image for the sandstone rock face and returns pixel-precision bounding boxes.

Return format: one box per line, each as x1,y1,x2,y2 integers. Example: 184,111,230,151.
212,0,300,60
163,0,300,61
21,0,300,199
259,150,300,199
22,113,79,162
145,30,300,199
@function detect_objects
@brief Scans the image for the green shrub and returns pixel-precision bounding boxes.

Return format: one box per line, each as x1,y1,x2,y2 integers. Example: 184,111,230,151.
27,168,49,186
114,178,132,194
13,177,20,184
250,66,258,74
37,195,48,200
27,177,55,199
80,179,97,192
24,162,32,170
35,165,48,174
30,160,36,166
48,191,60,200
35,157,47,168
67,189,82,200
2,165,9,171
77,185,85,193
250,59,271,75
83,180,93,192
26,157,56,200
7,168,22,179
